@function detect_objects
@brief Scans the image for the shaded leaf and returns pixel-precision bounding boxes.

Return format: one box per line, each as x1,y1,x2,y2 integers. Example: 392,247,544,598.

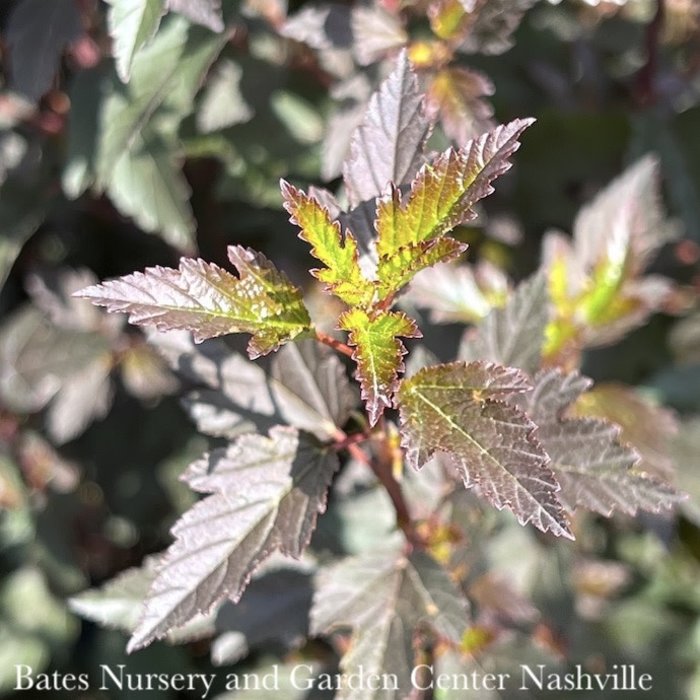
270,339,357,438
343,50,431,207
166,0,225,31
426,66,495,146
522,370,680,517
398,361,572,538
128,427,338,651
406,260,509,324
458,0,538,55
106,0,166,82
213,564,314,665
311,544,469,700
339,309,421,426
570,383,678,480
351,6,407,66
6,0,82,101
281,181,374,306
460,273,548,375
280,4,353,51
197,60,253,132
76,245,311,358
107,133,196,251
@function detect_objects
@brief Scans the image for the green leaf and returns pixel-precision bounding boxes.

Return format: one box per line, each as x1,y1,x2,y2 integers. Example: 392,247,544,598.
398,361,573,538
373,119,532,297
339,308,421,426
106,133,196,251
127,427,339,651
311,544,469,700
522,370,681,517
196,60,253,133
281,181,375,307
166,0,225,32
76,245,311,358
460,273,549,375
105,0,166,82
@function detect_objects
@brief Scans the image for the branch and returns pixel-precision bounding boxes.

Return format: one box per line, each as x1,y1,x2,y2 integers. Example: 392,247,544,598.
315,329,354,358
635,0,665,106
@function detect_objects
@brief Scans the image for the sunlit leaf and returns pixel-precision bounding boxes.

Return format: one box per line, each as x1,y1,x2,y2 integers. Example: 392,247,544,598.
128,427,338,651
343,50,431,207
76,245,311,357
351,5,407,66
197,60,253,132
375,119,533,259
166,0,225,31
311,543,469,700
457,0,538,55
105,0,166,82
522,370,681,517
339,308,421,426
281,182,374,307
398,361,572,538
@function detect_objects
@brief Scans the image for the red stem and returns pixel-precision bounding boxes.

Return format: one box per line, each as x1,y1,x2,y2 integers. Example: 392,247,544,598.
315,329,354,358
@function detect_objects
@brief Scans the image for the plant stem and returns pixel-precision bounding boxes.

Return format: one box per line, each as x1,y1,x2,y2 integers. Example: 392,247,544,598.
315,329,354,358
348,442,424,549
635,0,665,106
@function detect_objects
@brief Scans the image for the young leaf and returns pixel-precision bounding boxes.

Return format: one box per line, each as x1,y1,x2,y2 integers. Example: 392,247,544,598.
281,182,374,307
343,50,432,207
398,362,572,538
105,0,166,82
373,119,533,298
311,544,469,700
339,309,421,426
128,426,339,652
76,245,311,358
460,273,549,375
522,370,681,517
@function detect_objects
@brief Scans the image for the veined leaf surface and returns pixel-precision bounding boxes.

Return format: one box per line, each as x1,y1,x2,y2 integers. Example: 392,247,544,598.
76,245,311,357
339,309,421,426
128,427,338,651
398,361,572,538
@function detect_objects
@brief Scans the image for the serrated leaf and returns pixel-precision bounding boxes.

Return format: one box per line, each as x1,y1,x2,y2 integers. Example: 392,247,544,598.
128,427,338,651
351,6,408,66
460,273,548,375
375,119,533,264
77,246,311,358
281,181,374,306
106,0,166,82
398,361,572,538
522,370,680,517
166,0,225,31
339,309,421,426
311,544,469,700
343,50,431,207
69,556,216,644
106,133,196,251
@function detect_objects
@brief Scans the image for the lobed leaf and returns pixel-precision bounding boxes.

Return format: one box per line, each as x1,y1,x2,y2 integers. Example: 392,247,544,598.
461,273,549,375
373,119,532,298
281,182,374,307
343,49,431,207
311,544,469,700
128,426,338,651
398,361,572,538
75,245,311,358
522,370,681,517
339,309,421,426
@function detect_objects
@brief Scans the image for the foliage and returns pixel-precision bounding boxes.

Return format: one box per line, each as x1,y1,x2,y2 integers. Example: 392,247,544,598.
1,1,700,699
